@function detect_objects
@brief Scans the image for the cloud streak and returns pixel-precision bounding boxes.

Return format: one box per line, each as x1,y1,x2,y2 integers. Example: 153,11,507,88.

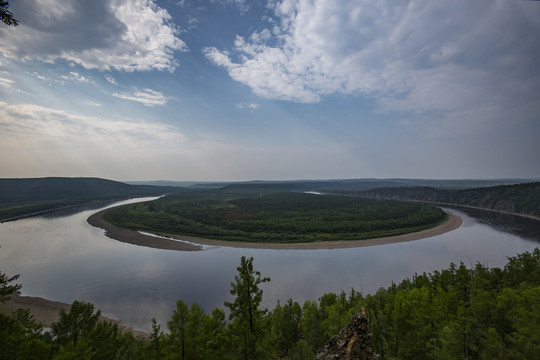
0,101,356,180
0,101,184,146
235,102,259,110
112,88,169,107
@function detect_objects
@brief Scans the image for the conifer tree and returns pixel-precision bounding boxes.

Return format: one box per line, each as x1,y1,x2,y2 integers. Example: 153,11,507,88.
225,256,270,360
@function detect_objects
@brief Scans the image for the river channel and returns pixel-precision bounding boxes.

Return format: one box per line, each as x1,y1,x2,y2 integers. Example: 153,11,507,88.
1,197,539,331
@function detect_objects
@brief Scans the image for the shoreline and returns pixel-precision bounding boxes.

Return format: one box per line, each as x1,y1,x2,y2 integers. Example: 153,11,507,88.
88,208,463,251
87,208,203,251
0,295,149,338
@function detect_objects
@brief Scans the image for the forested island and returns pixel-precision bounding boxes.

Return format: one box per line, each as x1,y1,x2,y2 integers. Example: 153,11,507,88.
1,249,539,359
2,177,537,225
102,191,449,244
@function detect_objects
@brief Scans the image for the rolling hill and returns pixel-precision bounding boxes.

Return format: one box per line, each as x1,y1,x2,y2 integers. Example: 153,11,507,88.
0,177,187,221
338,182,540,219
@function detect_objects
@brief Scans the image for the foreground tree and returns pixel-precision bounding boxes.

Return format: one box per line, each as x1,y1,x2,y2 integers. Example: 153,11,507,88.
0,309,50,359
0,271,21,303
225,256,271,360
150,318,163,360
51,300,101,347
1,1,18,26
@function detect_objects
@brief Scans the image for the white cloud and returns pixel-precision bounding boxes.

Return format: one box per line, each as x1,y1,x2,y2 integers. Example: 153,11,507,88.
235,102,259,110
0,0,187,72
211,0,250,14
0,100,356,180
0,101,184,145
105,74,118,86
0,101,187,178
28,72,49,81
0,77,14,87
61,72,90,83
112,88,169,106
86,101,102,107
204,0,540,128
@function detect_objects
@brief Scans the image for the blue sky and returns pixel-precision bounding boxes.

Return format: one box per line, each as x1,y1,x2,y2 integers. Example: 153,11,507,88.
1,0,539,181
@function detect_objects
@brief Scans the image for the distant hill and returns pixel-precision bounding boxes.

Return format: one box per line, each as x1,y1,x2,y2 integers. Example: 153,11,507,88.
0,177,187,221
218,178,532,194
342,182,540,219
2,177,537,222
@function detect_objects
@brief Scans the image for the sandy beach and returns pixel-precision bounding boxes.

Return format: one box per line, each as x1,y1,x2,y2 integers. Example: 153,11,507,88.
88,208,462,251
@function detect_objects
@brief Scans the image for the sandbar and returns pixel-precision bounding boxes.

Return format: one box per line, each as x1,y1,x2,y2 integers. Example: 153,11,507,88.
87,208,202,251
88,207,462,251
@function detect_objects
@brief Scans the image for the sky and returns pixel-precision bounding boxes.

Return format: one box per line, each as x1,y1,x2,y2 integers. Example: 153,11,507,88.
1,0,539,181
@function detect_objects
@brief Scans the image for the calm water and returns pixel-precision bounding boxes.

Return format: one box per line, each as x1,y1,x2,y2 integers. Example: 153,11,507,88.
1,198,539,331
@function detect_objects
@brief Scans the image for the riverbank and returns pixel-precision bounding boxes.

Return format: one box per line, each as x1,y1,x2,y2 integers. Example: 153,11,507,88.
87,208,203,251
0,295,149,338
1,199,115,223
88,208,462,251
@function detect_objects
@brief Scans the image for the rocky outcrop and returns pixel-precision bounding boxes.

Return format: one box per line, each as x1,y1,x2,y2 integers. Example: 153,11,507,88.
315,308,380,360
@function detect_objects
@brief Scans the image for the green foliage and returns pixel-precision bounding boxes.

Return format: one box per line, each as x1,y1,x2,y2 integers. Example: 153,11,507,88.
0,309,51,360
166,300,208,360
1,1,18,26
1,249,539,359
51,300,101,347
105,191,448,243
225,256,272,360
0,271,21,303
150,318,163,360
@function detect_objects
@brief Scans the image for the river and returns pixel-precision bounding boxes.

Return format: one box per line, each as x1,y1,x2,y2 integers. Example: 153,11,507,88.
0,197,539,331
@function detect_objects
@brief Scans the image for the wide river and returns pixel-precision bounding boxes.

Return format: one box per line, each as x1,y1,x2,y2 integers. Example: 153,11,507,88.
1,197,539,331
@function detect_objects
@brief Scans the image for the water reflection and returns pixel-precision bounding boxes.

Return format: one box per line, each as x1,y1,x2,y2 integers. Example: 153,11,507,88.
37,201,119,220
0,199,539,332
444,206,540,242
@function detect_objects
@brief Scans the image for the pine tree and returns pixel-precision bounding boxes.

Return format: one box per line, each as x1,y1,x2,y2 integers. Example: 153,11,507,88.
225,256,270,360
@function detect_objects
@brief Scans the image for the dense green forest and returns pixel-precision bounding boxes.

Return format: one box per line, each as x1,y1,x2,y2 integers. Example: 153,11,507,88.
0,177,187,222
1,249,539,359
338,182,540,219
103,191,448,243
1,177,533,223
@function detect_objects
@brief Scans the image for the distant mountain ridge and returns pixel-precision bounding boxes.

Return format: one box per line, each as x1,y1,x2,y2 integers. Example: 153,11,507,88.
349,182,540,219
0,177,182,204
0,177,186,221
217,178,530,194
1,177,538,222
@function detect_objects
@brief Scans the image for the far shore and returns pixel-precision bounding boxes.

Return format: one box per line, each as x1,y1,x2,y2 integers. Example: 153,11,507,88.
87,207,463,251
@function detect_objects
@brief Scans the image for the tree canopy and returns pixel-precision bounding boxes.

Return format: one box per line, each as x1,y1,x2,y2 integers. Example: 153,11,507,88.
1,1,18,26
1,249,539,359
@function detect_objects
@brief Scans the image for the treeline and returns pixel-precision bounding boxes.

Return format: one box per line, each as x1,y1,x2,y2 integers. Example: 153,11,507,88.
1,249,539,359
218,179,525,194
342,182,540,218
104,192,447,243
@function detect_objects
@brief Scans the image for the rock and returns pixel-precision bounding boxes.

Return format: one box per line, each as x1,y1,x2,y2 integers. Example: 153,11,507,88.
315,308,380,360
